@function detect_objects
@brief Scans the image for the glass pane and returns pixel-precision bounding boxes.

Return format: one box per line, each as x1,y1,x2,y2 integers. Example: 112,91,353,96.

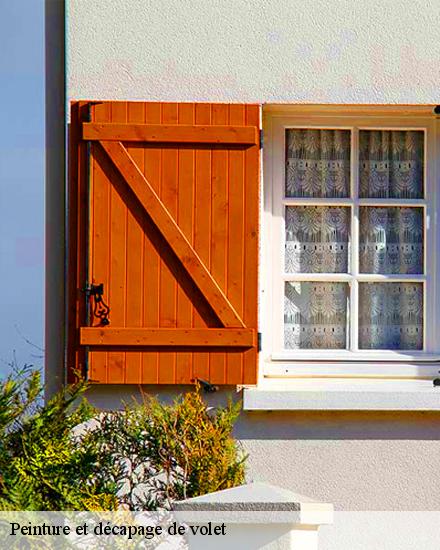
359,207,424,274
285,206,350,273
359,130,424,198
359,283,423,350
285,129,351,198
284,282,349,349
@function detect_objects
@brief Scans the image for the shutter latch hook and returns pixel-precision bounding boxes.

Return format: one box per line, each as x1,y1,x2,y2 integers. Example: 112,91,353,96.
85,283,110,326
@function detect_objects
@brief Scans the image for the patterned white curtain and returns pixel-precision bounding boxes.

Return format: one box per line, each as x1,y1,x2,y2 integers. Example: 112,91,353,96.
284,282,348,349
359,130,424,198
285,129,351,198
285,206,350,273
359,283,423,350
358,130,424,349
359,207,423,274
283,128,424,351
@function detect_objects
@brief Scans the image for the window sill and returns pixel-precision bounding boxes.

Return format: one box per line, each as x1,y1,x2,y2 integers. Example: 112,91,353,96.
243,379,440,411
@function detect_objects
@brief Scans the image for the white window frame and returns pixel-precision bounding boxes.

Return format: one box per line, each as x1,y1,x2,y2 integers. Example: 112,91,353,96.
261,108,440,380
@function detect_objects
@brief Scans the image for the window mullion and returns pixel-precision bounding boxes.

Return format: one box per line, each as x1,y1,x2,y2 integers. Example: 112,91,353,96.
351,127,359,351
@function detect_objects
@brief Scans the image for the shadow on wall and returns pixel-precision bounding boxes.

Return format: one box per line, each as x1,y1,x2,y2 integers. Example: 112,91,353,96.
83,385,440,441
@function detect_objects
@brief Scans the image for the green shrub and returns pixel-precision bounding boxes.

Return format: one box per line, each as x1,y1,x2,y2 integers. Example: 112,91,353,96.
79,385,247,510
0,367,246,511
0,367,117,511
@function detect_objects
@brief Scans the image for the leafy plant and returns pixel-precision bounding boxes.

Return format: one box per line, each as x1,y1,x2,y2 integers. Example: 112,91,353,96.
80,385,247,510
0,366,117,511
0,367,246,511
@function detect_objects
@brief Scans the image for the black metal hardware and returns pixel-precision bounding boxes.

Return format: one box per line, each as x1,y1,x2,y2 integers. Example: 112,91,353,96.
259,129,264,149
257,332,262,352
433,371,440,387
85,283,110,326
192,378,219,393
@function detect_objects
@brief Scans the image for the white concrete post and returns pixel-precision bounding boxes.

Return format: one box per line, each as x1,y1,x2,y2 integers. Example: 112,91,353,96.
173,482,333,550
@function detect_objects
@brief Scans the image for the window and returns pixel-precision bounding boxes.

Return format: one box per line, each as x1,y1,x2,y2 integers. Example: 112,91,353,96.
265,110,439,367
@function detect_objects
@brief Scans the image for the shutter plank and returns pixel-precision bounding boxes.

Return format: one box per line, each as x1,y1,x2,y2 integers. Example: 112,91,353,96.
141,103,161,383
89,102,111,383
107,101,128,383
210,104,229,384
176,104,195,383
125,102,145,384
243,105,260,385
67,102,89,383
159,103,178,384
227,104,246,384
192,104,212,382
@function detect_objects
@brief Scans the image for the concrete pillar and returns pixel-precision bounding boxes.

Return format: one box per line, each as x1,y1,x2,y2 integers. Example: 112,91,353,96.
45,0,66,398
173,482,333,550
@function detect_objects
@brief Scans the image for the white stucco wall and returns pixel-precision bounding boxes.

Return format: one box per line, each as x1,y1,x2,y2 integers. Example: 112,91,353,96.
68,0,440,104
86,385,440,512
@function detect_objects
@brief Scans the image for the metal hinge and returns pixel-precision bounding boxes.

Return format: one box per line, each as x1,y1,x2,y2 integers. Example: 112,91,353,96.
259,129,264,149
257,332,262,352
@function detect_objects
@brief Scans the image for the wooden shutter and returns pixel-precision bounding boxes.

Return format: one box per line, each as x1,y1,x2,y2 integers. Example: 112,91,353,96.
67,101,260,385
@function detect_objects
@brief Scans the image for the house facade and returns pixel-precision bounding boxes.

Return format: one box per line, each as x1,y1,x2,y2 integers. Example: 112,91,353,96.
46,0,440,546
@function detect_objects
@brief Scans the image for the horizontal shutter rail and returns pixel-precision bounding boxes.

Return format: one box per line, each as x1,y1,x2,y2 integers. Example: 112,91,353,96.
82,122,258,146
80,328,256,348
99,140,245,328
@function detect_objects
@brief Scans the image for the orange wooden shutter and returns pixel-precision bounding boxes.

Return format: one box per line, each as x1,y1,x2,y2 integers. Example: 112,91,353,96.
67,101,260,385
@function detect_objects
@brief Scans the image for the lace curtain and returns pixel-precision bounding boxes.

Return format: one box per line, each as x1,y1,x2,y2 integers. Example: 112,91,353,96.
285,206,350,273
359,283,423,350
285,129,350,198
359,130,424,198
359,207,423,274
283,128,424,351
284,282,348,349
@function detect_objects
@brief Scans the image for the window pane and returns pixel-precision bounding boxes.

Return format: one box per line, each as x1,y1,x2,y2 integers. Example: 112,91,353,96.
284,282,349,349
285,206,350,273
359,207,424,274
285,129,351,198
359,130,424,199
359,283,423,350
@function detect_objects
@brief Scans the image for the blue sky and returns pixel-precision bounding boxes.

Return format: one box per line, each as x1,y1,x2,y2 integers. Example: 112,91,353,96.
0,1,45,374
